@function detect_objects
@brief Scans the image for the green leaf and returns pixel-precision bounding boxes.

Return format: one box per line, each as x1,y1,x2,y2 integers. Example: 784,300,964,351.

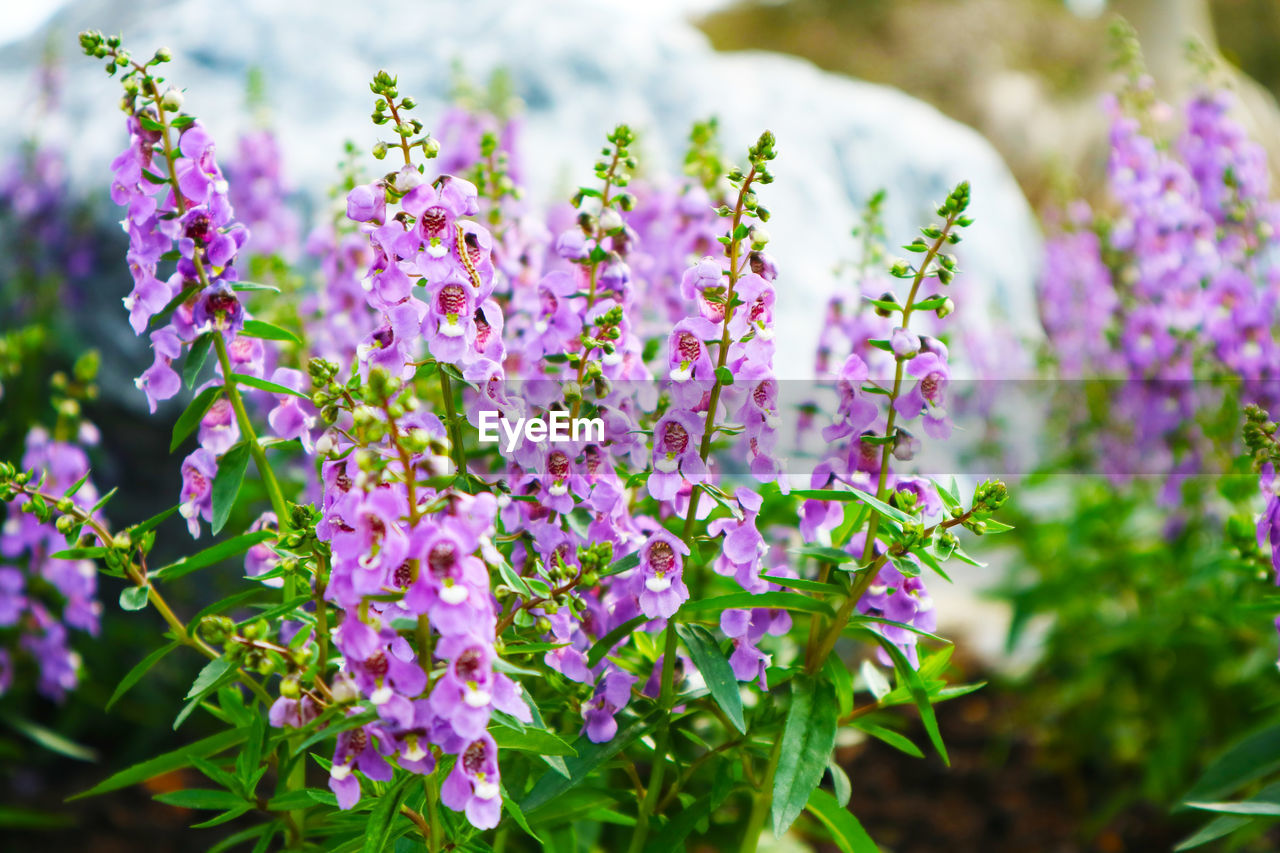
501,784,542,843
131,504,181,537
231,281,281,293
586,614,648,668
232,372,310,399
154,788,247,810
644,795,714,853
790,489,866,502
680,591,834,618
171,386,223,452
175,658,236,729
91,487,119,513
1174,815,1255,850
762,574,845,595
491,725,578,757
828,761,852,808
676,624,746,734
51,546,107,560
771,676,838,835
848,488,913,525
211,444,251,535
154,529,275,582
362,774,416,853
854,628,949,765
520,710,660,814
600,551,641,577
1182,721,1280,804
241,319,302,345
859,660,891,702
0,806,73,829
1,713,98,762
184,333,214,390
715,365,734,386
119,585,151,611
106,641,181,711
790,545,857,566
150,282,201,331
70,727,247,799
851,721,923,758
805,788,878,853
1186,798,1280,817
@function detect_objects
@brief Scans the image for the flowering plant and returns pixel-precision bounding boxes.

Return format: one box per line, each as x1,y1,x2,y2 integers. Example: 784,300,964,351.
0,32,1013,852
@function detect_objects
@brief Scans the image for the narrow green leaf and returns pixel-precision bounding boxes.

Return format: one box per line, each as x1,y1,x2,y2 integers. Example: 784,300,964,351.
132,504,181,537
1174,815,1254,850
175,658,235,729
676,623,746,734
848,488,913,525
211,444,251,536
171,386,222,452
241,319,302,345
520,710,660,814
854,628,949,765
501,784,542,843
2,713,98,762
491,725,578,757
106,641,181,711
362,773,416,853
681,591,834,618
1182,722,1280,804
184,333,214,390
790,545,857,566
850,721,923,758
154,788,247,810
1185,799,1280,817
51,546,107,560
805,788,878,853
155,530,274,584
232,372,310,399
762,574,845,595
600,551,641,577
70,727,248,799
150,282,200,331
771,676,838,835
586,615,648,668
231,281,281,293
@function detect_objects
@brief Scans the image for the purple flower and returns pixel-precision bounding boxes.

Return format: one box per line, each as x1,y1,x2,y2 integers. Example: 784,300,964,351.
582,666,638,743
637,531,690,620
135,327,183,412
440,734,502,830
647,409,707,501
266,368,315,451
178,448,217,538
329,722,393,810
894,350,951,439
346,181,386,224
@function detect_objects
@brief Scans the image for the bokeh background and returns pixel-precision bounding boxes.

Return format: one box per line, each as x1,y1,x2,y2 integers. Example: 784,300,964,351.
3,0,1280,851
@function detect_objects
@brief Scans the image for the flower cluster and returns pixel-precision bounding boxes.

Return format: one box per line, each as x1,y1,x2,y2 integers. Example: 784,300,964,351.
53,39,1010,851
0,429,101,700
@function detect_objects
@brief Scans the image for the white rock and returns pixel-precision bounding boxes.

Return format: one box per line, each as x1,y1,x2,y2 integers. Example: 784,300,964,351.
0,0,1042,377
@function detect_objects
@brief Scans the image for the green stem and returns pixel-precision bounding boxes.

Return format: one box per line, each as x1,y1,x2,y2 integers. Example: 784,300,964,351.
804,213,958,675
738,736,783,853
437,368,468,485
630,167,761,853
628,625,679,853
210,333,291,531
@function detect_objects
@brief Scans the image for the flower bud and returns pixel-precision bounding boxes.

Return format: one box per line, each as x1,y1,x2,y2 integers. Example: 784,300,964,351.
160,88,183,112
